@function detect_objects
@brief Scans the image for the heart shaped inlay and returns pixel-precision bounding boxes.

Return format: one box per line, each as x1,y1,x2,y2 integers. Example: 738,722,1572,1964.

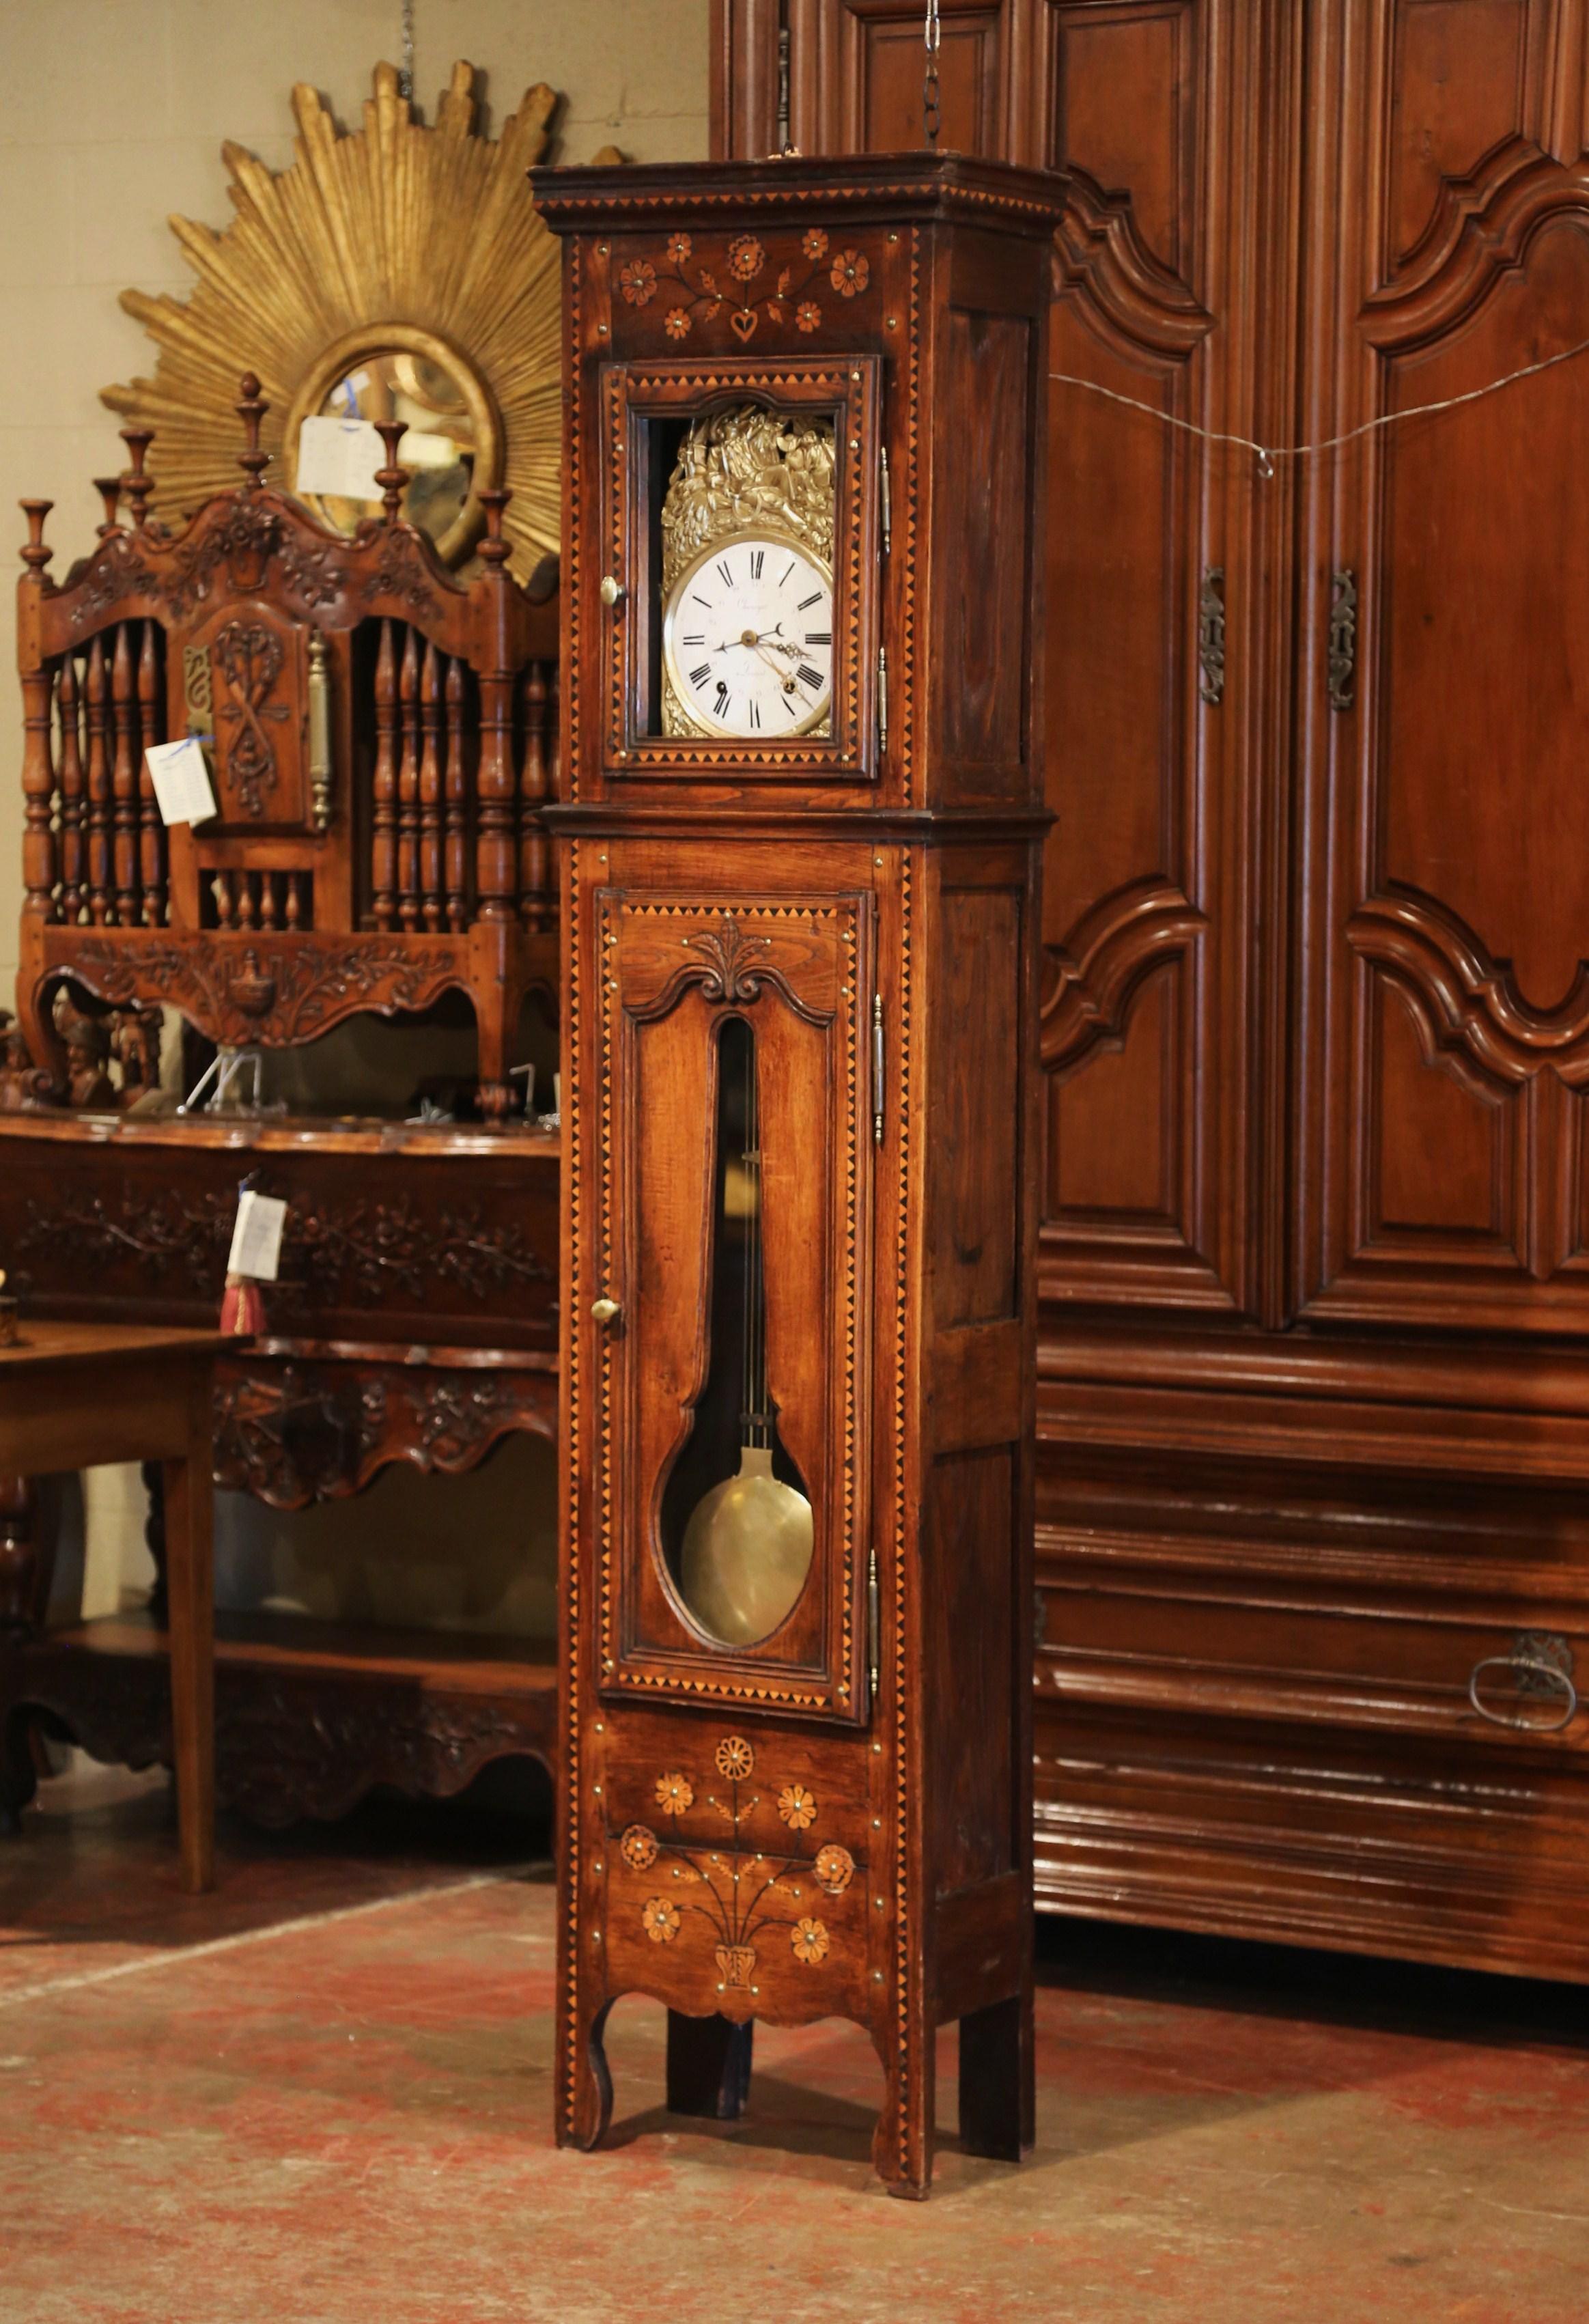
729,308,759,344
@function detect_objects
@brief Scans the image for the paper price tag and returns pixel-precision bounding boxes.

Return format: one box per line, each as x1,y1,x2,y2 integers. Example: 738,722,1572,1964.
227,1190,288,1283
144,736,217,828
296,415,384,503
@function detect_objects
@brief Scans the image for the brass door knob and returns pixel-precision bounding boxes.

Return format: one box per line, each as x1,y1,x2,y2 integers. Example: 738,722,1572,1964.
600,575,625,607
590,1298,622,1324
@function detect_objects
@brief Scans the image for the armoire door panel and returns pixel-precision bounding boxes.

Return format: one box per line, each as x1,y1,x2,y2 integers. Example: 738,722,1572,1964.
788,0,1015,158
1044,0,1200,278
1046,957,1179,1220
715,0,1268,1319
1367,970,1517,1247
1298,14,1589,1326
1041,0,1265,1315
1386,0,1534,275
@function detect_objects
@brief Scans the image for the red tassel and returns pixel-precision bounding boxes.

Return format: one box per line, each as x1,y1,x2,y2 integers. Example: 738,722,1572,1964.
220,1276,264,1336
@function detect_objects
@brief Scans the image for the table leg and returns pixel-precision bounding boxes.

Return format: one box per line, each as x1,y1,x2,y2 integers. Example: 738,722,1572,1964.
162,1386,214,1893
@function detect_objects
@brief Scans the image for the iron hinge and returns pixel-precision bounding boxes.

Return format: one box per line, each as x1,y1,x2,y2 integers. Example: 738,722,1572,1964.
867,1547,881,1702
871,992,885,1145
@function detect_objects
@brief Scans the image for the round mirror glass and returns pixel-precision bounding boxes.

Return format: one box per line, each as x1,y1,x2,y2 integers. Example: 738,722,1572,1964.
303,347,482,558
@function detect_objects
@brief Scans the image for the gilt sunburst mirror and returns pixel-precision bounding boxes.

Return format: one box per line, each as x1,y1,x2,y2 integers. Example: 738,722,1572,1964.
101,59,591,590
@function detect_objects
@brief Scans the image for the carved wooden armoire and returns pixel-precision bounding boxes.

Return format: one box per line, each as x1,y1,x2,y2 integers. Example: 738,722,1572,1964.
537,152,1059,2194
715,0,1589,1984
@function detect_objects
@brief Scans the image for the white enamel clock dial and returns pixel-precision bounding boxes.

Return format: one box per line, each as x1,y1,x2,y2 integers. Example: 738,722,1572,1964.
662,534,834,738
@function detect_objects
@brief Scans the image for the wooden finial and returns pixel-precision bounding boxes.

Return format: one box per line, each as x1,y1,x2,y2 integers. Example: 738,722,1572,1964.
236,374,270,488
374,420,410,523
119,428,155,527
19,499,53,574
477,487,511,566
93,477,123,535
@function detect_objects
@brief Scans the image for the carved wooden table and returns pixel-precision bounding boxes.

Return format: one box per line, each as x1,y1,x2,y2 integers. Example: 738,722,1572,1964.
0,1320,225,1889
0,1110,560,1828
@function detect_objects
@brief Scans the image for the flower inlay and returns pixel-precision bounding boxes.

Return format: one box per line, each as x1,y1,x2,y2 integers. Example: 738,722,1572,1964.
791,1917,830,1965
777,1783,817,1832
621,1824,658,1871
813,1844,854,1895
628,1739,845,1980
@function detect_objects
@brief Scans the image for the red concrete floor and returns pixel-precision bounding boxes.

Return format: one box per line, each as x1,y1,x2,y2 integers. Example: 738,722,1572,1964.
3,1765,1588,2323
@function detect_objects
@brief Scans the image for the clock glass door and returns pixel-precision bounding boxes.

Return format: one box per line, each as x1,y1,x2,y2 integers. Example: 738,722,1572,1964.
600,355,882,776
591,886,873,1720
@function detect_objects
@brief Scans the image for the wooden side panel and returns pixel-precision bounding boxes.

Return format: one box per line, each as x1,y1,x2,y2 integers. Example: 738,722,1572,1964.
927,1444,1017,1893
933,888,1022,1326
934,309,1033,785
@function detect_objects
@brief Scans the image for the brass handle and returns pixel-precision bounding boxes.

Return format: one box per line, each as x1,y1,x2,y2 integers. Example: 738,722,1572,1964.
600,575,625,608
590,1297,621,1325
1468,1632,1578,1735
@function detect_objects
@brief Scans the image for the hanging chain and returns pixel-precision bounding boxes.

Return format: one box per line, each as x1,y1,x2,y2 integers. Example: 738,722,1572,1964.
399,0,416,102
1050,326,1589,479
923,0,942,149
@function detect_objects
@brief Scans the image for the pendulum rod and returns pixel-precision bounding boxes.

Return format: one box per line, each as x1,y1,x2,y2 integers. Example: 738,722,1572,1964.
923,0,942,150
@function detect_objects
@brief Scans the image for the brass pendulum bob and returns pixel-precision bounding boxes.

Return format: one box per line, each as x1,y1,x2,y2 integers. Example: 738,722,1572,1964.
677,1016,813,1646
680,1444,813,1646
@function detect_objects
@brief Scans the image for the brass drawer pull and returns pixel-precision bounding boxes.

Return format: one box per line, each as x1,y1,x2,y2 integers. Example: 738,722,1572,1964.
1468,1632,1578,1734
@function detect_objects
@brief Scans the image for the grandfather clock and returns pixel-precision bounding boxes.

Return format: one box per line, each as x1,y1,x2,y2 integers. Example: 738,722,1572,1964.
535,150,1064,2198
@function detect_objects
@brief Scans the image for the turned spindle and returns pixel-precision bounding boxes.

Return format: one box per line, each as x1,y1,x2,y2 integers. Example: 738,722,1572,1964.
445,653,468,932
419,641,444,931
518,660,550,932
374,421,410,524
57,650,85,921
235,374,270,489
18,502,58,919
85,636,111,925
93,477,123,536
371,619,399,929
474,490,516,926
397,626,422,930
18,499,53,575
119,431,156,529
137,622,164,925
111,622,139,923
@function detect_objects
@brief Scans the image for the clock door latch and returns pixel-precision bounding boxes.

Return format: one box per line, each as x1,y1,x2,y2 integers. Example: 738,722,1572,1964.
880,445,892,557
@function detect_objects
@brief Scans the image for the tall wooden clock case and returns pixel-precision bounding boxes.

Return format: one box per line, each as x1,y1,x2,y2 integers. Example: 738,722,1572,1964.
536,150,1063,2198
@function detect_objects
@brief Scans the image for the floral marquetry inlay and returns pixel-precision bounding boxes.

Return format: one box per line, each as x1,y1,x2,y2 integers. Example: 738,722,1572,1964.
617,225,877,348
655,1772,694,1817
618,1738,853,1992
